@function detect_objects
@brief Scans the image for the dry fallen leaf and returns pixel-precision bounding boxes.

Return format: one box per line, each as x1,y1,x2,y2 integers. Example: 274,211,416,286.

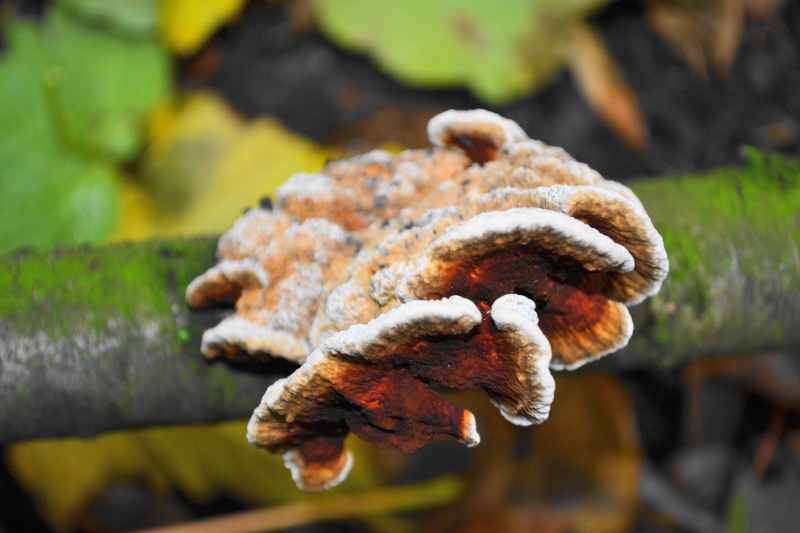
566,24,647,150
645,0,746,78
744,0,786,19
425,372,642,533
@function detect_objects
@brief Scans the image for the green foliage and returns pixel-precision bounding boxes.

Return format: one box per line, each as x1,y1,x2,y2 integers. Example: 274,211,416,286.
0,3,170,255
727,489,748,533
56,0,159,38
311,0,611,103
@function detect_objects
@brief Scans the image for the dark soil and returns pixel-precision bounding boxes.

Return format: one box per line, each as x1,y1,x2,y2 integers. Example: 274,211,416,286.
199,0,800,182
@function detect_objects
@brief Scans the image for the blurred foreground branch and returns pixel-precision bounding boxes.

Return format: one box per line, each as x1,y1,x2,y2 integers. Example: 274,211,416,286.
1,150,799,443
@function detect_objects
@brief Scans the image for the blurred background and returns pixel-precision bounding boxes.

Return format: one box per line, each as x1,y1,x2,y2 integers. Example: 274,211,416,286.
0,0,798,531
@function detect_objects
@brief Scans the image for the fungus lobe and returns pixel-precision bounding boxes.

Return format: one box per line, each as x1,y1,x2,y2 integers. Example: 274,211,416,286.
248,296,553,490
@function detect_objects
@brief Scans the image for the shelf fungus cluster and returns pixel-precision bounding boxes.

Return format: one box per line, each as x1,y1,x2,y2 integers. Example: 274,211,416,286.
187,109,668,491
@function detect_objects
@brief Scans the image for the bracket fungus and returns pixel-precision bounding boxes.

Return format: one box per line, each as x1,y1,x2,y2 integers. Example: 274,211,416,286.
247,295,553,490
187,109,668,490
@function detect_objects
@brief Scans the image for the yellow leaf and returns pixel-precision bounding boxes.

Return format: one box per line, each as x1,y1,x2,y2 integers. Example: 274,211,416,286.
114,175,159,242
7,422,386,530
7,432,170,530
159,0,248,55
113,91,335,241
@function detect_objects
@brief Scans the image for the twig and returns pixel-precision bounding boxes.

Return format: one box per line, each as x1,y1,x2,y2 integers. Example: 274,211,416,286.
137,475,462,533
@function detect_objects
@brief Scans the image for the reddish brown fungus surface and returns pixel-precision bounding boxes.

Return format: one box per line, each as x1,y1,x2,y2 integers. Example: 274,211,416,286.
247,295,553,489
441,131,501,163
336,365,475,453
435,249,625,363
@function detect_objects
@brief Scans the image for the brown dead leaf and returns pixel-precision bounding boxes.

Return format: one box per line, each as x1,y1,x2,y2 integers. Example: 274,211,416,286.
566,24,647,150
752,409,787,478
714,0,746,77
744,0,786,19
647,1,710,75
686,352,800,411
646,0,746,78
426,372,642,533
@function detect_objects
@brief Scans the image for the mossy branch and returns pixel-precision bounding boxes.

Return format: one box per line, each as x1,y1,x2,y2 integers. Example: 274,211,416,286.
1,149,799,443
0,237,283,444
619,148,800,369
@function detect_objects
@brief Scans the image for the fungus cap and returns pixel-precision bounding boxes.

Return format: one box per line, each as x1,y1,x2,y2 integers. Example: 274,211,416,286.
185,258,268,308
187,109,667,368
247,296,555,490
398,208,636,369
458,184,669,305
428,109,527,163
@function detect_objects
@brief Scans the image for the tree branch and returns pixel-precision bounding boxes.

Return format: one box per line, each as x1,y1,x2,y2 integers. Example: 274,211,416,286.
618,149,800,369
0,237,286,443
1,150,799,443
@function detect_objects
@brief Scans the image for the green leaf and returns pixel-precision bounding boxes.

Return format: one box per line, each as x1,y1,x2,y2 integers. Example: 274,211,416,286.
727,488,748,533
41,6,170,162
55,0,159,38
725,473,800,533
0,4,170,254
311,0,612,103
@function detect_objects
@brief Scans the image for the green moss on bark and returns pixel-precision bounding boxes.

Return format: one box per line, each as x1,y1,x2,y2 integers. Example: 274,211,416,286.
621,149,800,368
0,237,276,443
